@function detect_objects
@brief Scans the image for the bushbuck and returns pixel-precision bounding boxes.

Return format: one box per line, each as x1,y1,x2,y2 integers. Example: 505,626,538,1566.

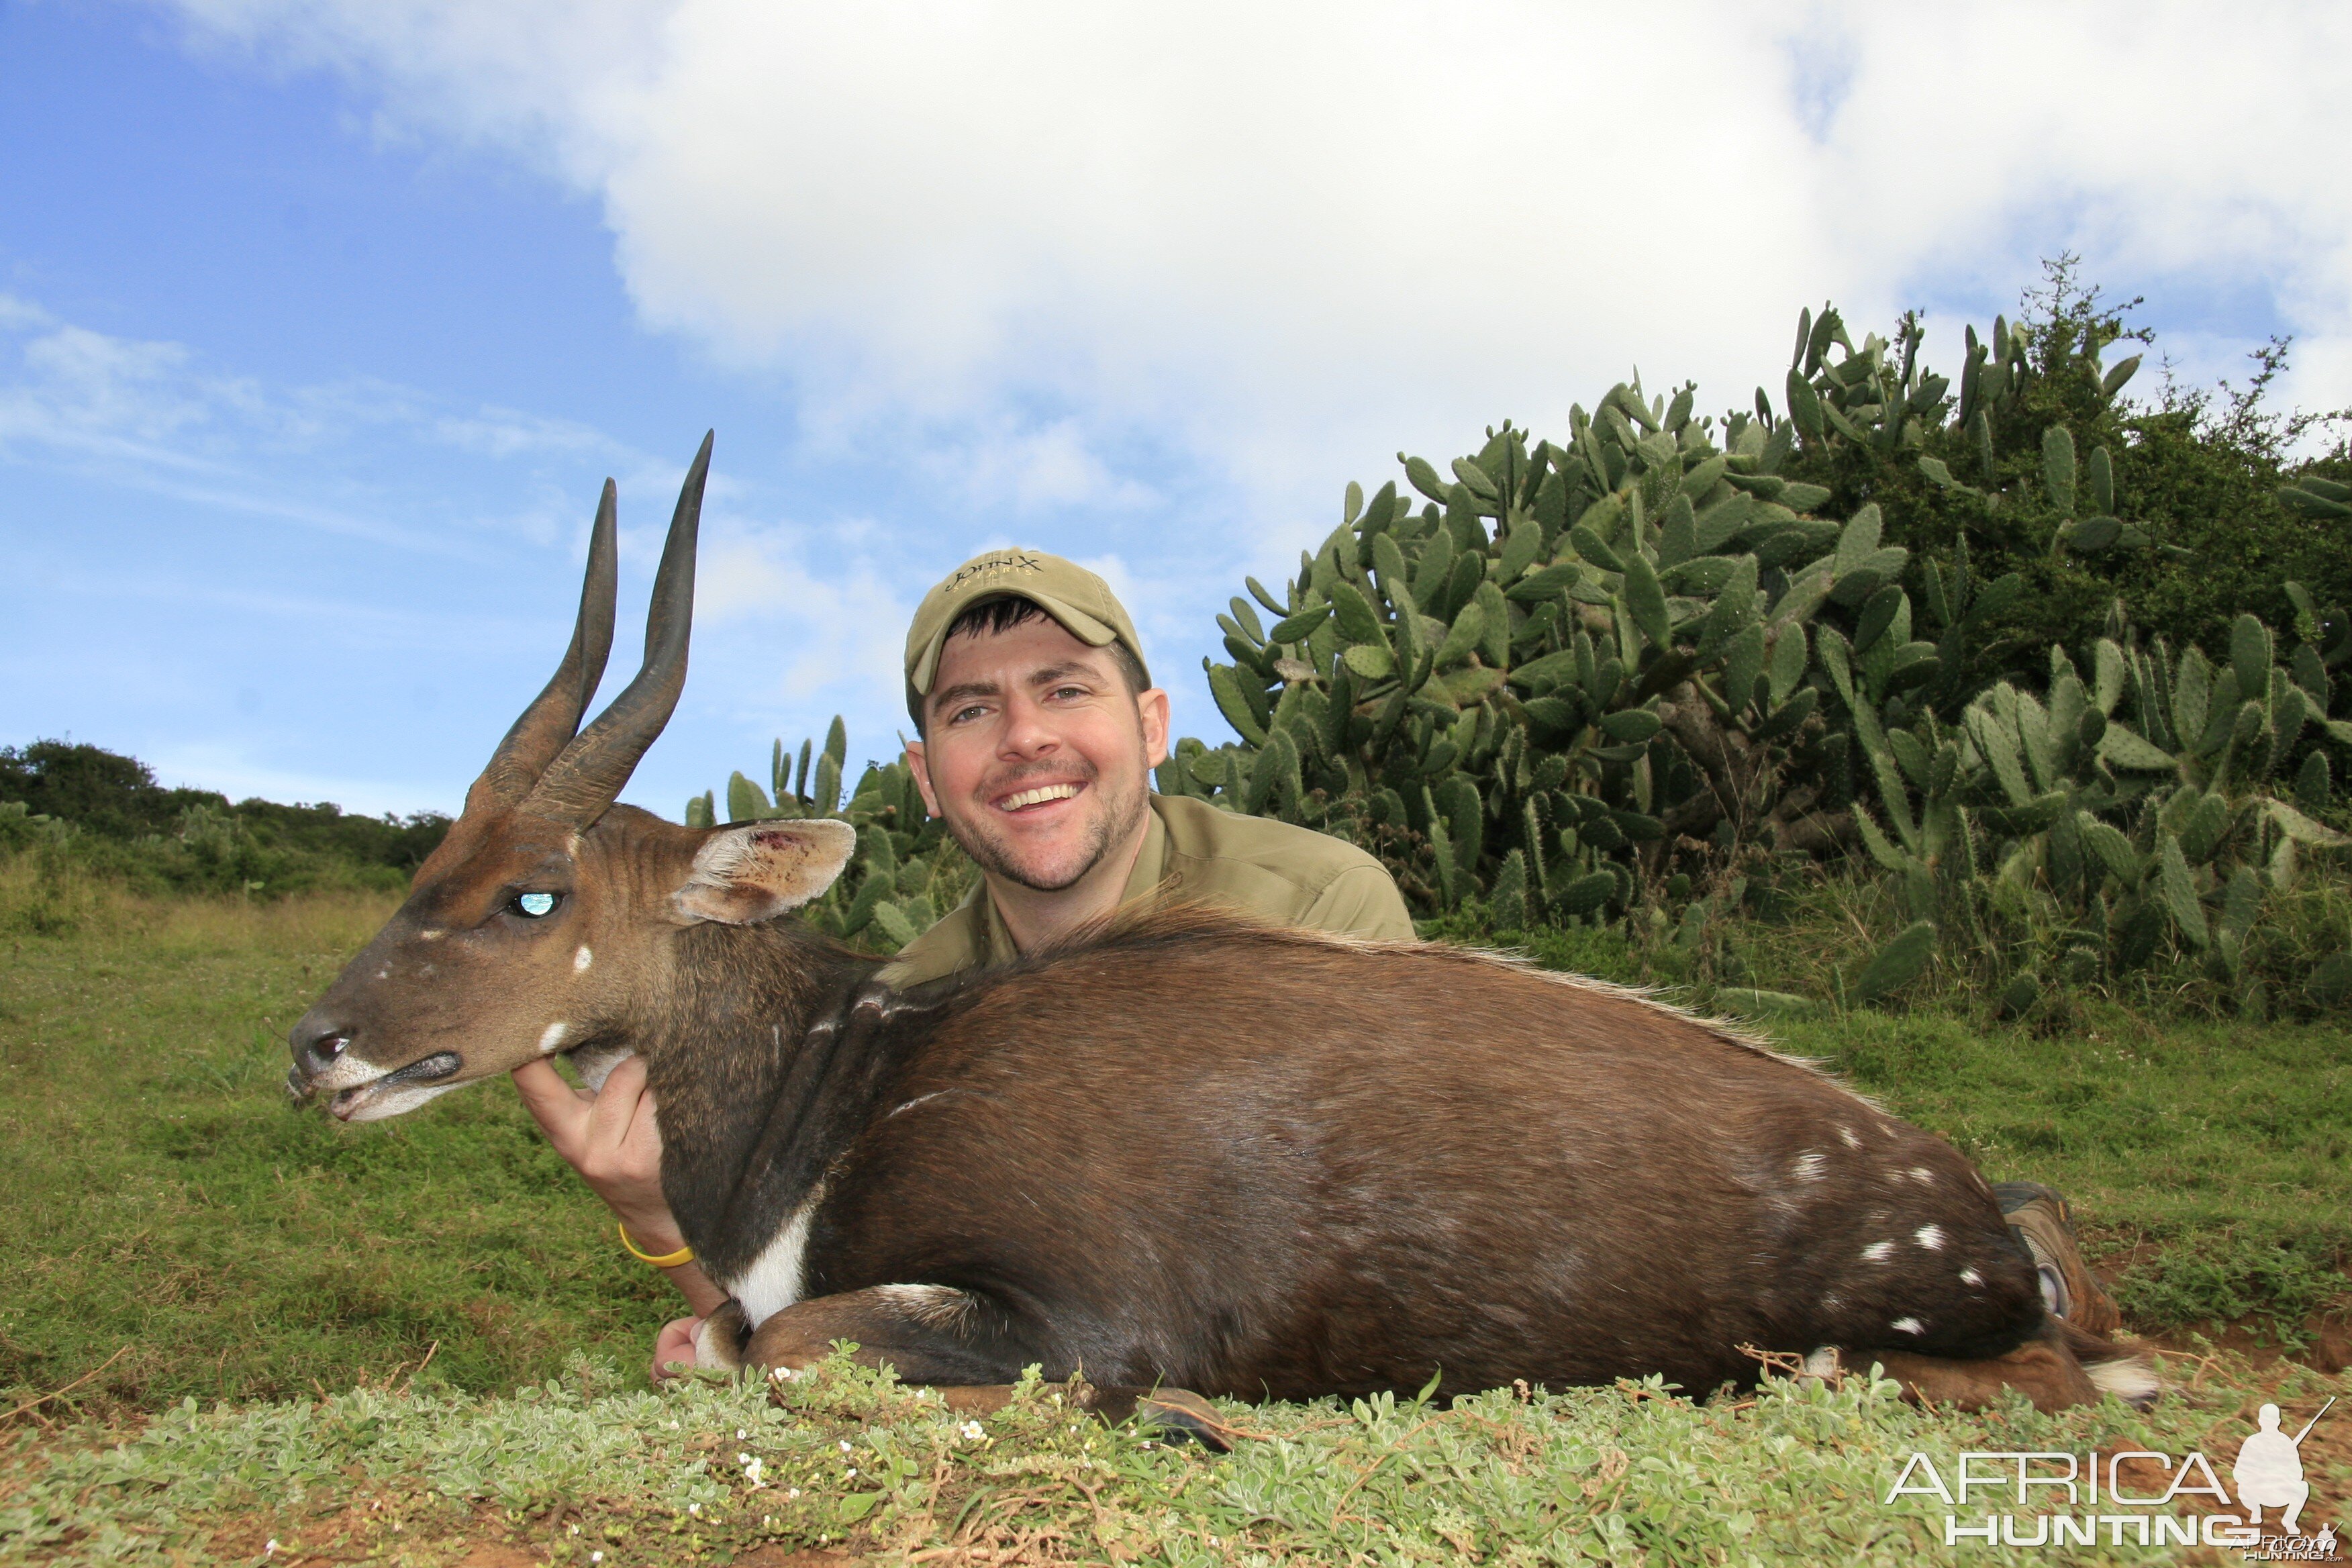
288,436,2153,1437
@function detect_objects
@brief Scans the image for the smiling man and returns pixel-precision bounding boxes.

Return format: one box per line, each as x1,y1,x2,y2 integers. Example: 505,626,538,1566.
516,548,1415,1366
881,548,1414,984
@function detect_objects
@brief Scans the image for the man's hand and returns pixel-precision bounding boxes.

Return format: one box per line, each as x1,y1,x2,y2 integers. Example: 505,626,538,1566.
510,1055,684,1249
512,1055,730,1323
651,1315,703,1383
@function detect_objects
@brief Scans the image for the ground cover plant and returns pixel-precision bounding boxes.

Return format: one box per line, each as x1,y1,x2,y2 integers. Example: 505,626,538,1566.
8,1346,2347,1565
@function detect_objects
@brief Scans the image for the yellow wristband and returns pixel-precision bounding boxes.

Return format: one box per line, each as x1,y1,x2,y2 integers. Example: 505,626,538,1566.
618,1222,695,1269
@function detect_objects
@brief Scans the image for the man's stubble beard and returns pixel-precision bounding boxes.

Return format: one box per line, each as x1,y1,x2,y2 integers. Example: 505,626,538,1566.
950,756,1150,894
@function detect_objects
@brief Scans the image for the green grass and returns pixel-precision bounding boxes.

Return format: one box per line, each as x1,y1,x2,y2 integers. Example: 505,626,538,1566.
0,862,673,1414
2,857,2349,1563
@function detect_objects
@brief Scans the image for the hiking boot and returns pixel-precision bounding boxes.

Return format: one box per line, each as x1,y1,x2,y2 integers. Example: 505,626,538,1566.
1995,1182,2121,1338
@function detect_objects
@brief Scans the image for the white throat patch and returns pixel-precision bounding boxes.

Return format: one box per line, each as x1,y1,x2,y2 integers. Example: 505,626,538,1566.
727,1189,825,1326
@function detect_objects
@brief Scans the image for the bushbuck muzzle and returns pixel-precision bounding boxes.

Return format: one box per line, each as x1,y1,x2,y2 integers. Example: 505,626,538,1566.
285,433,856,1122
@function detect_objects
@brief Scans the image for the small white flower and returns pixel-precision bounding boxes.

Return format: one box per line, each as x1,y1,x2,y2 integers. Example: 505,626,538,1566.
787,1488,801,1500
569,1524,581,1535
845,1467,857,1478
736,1428,746,1438
839,1439,853,1453
687,1502,700,1516
960,1420,985,1441
591,1553,603,1564
264,1543,279,1558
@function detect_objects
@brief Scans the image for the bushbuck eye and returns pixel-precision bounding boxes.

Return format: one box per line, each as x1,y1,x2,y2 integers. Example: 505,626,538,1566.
515,892,558,918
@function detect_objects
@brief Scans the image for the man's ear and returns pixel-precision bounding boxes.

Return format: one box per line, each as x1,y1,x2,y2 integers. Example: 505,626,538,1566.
671,819,859,925
1136,686,1171,769
903,740,941,818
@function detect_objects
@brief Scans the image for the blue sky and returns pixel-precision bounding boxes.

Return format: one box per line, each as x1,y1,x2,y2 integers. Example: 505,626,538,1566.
3,1,2347,820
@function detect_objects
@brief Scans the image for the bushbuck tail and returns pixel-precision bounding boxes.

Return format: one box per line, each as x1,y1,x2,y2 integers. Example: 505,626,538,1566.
289,436,2153,1437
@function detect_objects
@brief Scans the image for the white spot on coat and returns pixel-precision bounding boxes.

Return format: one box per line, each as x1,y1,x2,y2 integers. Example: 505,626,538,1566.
538,1021,568,1054
1960,1267,1983,1286
1914,1224,1945,1251
573,946,593,973
1790,1150,1826,1183
418,929,445,941
728,1189,824,1326
1908,1167,1934,1184
1891,1316,1924,1335
1836,1124,1861,1148
1861,1240,1894,1263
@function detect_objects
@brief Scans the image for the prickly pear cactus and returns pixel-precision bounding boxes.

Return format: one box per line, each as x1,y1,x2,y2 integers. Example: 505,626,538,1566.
1177,313,2352,1012
1168,386,1911,926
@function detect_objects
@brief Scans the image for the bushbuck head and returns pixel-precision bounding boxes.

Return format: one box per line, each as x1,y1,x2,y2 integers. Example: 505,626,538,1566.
287,434,856,1120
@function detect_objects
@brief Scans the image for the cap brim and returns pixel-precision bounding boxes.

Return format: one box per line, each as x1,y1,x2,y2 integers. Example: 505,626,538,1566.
909,591,1120,695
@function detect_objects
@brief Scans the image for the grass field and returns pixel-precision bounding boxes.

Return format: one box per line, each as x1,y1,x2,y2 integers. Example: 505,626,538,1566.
1,859,2347,1563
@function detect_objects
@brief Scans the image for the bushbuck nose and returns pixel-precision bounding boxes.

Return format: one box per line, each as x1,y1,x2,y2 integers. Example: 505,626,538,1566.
292,1020,351,1078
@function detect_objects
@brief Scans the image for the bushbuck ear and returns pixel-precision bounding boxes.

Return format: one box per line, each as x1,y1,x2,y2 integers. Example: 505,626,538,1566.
673,819,859,925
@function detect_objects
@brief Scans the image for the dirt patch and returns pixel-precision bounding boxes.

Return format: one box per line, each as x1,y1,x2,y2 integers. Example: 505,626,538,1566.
735,1549,859,1567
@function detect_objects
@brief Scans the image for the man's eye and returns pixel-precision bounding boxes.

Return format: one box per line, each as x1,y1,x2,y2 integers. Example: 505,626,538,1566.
514,892,558,918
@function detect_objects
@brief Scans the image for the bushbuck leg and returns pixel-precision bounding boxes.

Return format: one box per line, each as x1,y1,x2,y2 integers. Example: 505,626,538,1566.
694,1289,1242,1449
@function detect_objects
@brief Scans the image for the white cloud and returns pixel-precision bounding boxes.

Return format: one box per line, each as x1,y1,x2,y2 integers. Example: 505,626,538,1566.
687,520,917,741
148,1,2352,526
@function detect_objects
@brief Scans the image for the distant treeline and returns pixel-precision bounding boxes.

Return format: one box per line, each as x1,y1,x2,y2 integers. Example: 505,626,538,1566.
0,740,449,896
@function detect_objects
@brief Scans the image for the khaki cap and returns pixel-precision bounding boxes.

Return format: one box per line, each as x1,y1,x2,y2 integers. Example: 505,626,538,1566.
905,548,1150,695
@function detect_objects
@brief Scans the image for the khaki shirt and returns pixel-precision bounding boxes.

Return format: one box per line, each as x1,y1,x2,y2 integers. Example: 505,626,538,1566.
877,793,1415,988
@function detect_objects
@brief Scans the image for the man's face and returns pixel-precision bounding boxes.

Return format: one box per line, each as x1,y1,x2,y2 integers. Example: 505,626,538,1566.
904,613,1169,893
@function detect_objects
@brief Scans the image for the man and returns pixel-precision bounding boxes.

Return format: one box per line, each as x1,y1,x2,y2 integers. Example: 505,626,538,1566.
514,548,1412,1369
513,548,2113,1372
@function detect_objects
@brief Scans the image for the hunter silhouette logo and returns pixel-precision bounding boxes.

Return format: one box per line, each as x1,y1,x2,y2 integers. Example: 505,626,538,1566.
1885,1395,2338,1553
2237,1398,2331,1535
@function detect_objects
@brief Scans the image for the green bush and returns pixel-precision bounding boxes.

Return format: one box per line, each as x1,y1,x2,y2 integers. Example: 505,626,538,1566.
0,740,449,901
